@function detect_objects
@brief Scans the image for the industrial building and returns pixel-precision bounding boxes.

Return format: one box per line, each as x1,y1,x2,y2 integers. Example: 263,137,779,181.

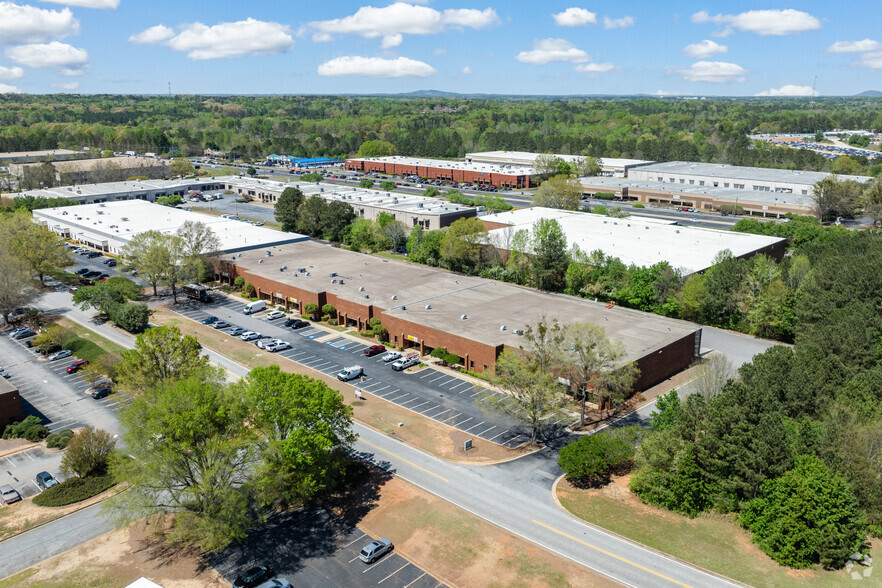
481,207,786,275
0,149,88,163
628,161,871,197
224,177,476,230
0,378,23,428
16,178,227,205
579,176,816,217
214,240,701,390
266,155,343,167
465,151,655,177
345,156,535,189
33,200,308,255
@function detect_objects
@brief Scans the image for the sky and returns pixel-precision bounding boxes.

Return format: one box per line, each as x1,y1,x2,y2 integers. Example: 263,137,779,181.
0,0,881,96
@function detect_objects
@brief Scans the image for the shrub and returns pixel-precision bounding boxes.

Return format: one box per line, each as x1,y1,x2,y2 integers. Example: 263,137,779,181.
3,416,46,440
24,424,49,441
241,282,256,297
632,203,645,208
594,192,616,200
321,314,330,322
32,475,116,507
321,303,336,318
110,301,149,333
430,347,448,359
233,277,245,288
443,353,461,366
46,429,75,449
304,302,319,317
558,428,637,487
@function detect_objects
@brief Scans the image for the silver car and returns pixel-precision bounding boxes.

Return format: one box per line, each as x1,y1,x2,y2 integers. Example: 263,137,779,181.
359,539,393,563
239,332,260,341
0,484,21,505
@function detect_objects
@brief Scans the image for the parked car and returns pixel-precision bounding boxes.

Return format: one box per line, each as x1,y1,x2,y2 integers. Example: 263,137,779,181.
74,268,90,275
35,471,58,490
392,353,420,371
239,331,261,341
83,271,102,279
359,539,393,563
363,344,385,357
337,365,363,381
255,337,280,349
233,565,275,588
91,387,111,399
86,251,102,259
381,351,402,363
0,370,9,379
266,341,290,352
96,274,110,281
67,359,89,373
103,258,117,266
200,316,219,325
68,286,79,294
228,327,247,336
48,349,73,361
11,328,36,339
36,344,62,355
212,320,231,329
265,310,285,320
0,485,21,505
288,320,309,329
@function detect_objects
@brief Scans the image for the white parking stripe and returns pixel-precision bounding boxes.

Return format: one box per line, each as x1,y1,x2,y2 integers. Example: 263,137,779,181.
464,421,484,432
378,563,409,584
428,408,452,419
342,533,367,549
476,425,496,436
403,572,427,588
410,401,431,411
488,430,509,442
442,413,463,424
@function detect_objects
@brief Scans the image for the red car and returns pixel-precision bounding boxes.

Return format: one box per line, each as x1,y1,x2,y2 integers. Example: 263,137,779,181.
363,344,386,357
67,359,89,374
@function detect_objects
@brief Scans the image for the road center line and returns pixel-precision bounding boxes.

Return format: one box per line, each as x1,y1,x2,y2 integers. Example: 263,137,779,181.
359,439,449,483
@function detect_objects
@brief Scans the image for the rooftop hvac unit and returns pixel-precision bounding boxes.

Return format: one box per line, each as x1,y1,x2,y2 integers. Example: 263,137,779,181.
266,250,272,256
99,203,105,207
331,279,337,284
461,314,468,320
121,217,128,221
425,304,431,310
329,272,337,277
298,267,306,273
645,226,649,229
280,265,287,271
391,295,397,300
514,329,525,335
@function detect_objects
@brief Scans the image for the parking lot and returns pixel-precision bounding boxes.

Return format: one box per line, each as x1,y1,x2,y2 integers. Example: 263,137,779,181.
0,446,67,501
212,505,447,588
172,296,558,448
1,330,125,437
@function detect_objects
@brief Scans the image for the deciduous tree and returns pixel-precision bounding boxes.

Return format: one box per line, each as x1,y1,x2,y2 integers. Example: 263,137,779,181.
61,427,116,478
532,174,582,210
274,187,304,232
115,325,209,393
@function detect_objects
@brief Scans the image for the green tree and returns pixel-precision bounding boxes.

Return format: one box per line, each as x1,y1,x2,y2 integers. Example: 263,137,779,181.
532,174,582,210
862,176,882,226
359,178,374,189
530,218,569,291
741,455,866,569
238,366,354,506
0,250,34,325
676,273,705,321
304,302,319,318
61,427,116,478
246,166,256,177
558,427,640,487
357,140,396,158
439,217,487,273
120,230,171,297
156,195,183,207
274,187,304,232
575,156,602,177
109,302,150,333
115,325,208,393
295,196,326,237
1,213,73,284
110,370,258,550
811,176,862,220
176,220,221,263
649,390,680,431
300,172,322,183
170,158,195,177
424,187,440,197
380,180,397,192
73,276,141,316
320,200,356,242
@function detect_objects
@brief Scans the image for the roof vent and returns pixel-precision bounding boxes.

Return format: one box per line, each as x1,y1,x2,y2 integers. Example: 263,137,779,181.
425,304,431,310
298,267,306,273
359,286,365,292
500,325,507,331
258,259,264,264
266,250,272,256
280,265,287,271
645,226,649,229
306,272,310,276
514,329,525,335
461,314,467,320
364,294,370,299
401,305,406,311
331,279,337,284
391,295,397,300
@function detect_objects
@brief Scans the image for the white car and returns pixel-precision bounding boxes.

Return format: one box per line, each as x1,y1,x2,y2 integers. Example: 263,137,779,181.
381,351,402,363
265,310,285,320
337,366,363,381
256,338,283,350
266,341,290,352
239,331,261,341
48,349,73,361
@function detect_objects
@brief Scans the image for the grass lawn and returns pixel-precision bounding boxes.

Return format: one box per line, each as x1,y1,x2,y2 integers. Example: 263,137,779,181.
53,318,127,363
372,251,408,262
556,476,878,587
44,268,78,285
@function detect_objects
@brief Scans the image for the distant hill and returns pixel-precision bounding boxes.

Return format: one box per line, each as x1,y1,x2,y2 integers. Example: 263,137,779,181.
855,90,882,97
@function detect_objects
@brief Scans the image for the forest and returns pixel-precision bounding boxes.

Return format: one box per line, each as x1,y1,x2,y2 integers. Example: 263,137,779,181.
1,94,881,175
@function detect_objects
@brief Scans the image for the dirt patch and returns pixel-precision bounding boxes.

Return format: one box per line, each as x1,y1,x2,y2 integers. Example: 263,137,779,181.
357,476,619,588
152,307,521,464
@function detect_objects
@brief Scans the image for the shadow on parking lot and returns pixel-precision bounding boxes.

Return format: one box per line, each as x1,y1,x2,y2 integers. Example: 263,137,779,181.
18,396,54,427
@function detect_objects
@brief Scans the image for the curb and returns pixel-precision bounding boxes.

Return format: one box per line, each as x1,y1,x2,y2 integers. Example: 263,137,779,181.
549,475,750,588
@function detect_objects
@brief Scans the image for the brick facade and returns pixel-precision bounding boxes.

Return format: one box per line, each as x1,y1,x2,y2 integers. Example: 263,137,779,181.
345,159,533,189
0,388,23,428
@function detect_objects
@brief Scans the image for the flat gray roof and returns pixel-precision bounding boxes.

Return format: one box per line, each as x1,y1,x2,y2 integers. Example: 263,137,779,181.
634,161,871,186
231,240,698,361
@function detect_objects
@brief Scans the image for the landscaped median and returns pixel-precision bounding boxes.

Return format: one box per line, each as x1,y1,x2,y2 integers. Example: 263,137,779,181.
554,474,879,588
150,307,525,463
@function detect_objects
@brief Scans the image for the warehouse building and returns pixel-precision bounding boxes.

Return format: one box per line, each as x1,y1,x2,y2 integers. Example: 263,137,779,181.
0,149,88,163
214,240,701,390
33,200,308,254
465,151,655,177
628,161,871,197
224,177,476,230
16,178,227,205
345,156,534,189
579,176,817,217
481,207,786,275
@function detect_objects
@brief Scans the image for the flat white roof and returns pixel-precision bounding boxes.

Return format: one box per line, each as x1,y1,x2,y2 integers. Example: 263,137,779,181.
633,161,871,186
347,156,536,176
466,151,653,169
33,200,308,253
482,207,784,275
18,178,217,200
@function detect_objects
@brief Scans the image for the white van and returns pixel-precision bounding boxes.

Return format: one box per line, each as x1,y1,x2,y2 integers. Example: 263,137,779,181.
243,300,266,314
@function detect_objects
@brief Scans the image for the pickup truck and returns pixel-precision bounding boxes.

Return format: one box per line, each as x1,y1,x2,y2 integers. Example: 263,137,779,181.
391,353,420,371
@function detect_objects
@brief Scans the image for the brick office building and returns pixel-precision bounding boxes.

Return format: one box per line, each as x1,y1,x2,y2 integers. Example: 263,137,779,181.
345,156,534,189
0,378,23,428
215,240,701,391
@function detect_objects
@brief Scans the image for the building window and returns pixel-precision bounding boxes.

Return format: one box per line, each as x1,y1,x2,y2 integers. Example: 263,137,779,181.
734,183,745,189
724,183,729,188
801,189,808,195
680,179,685,184
689,180,695,185
699,181,705,186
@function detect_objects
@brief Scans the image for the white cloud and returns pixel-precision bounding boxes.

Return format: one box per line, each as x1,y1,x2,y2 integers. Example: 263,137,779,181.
603,16,634,29
40,0,119,8
552,7,597,27
312,32,333,43
128,24,175,45
692,9,820,36
432,48,446,55
381,33,403,49
516,38,589,65
52,81,79,90
6,41,88,74
310,3,497,43
574,62,615,73
132,18,293,60
317,55,436,77
461,65,472,75
0,65,24,80
827,39,882,54
682,39,727,58
674,60,748,83
755,84,815,97
0,2,80,44
857,52,882,69
0,83,22,93
654,90,694,96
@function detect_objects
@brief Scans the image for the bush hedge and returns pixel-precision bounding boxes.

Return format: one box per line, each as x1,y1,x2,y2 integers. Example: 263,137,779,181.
593,192,616,200
2,416,49,441
32,475,116,507
46,429,75,449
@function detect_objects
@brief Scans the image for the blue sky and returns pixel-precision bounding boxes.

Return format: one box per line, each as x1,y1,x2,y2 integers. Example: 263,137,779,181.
0,0,880,96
